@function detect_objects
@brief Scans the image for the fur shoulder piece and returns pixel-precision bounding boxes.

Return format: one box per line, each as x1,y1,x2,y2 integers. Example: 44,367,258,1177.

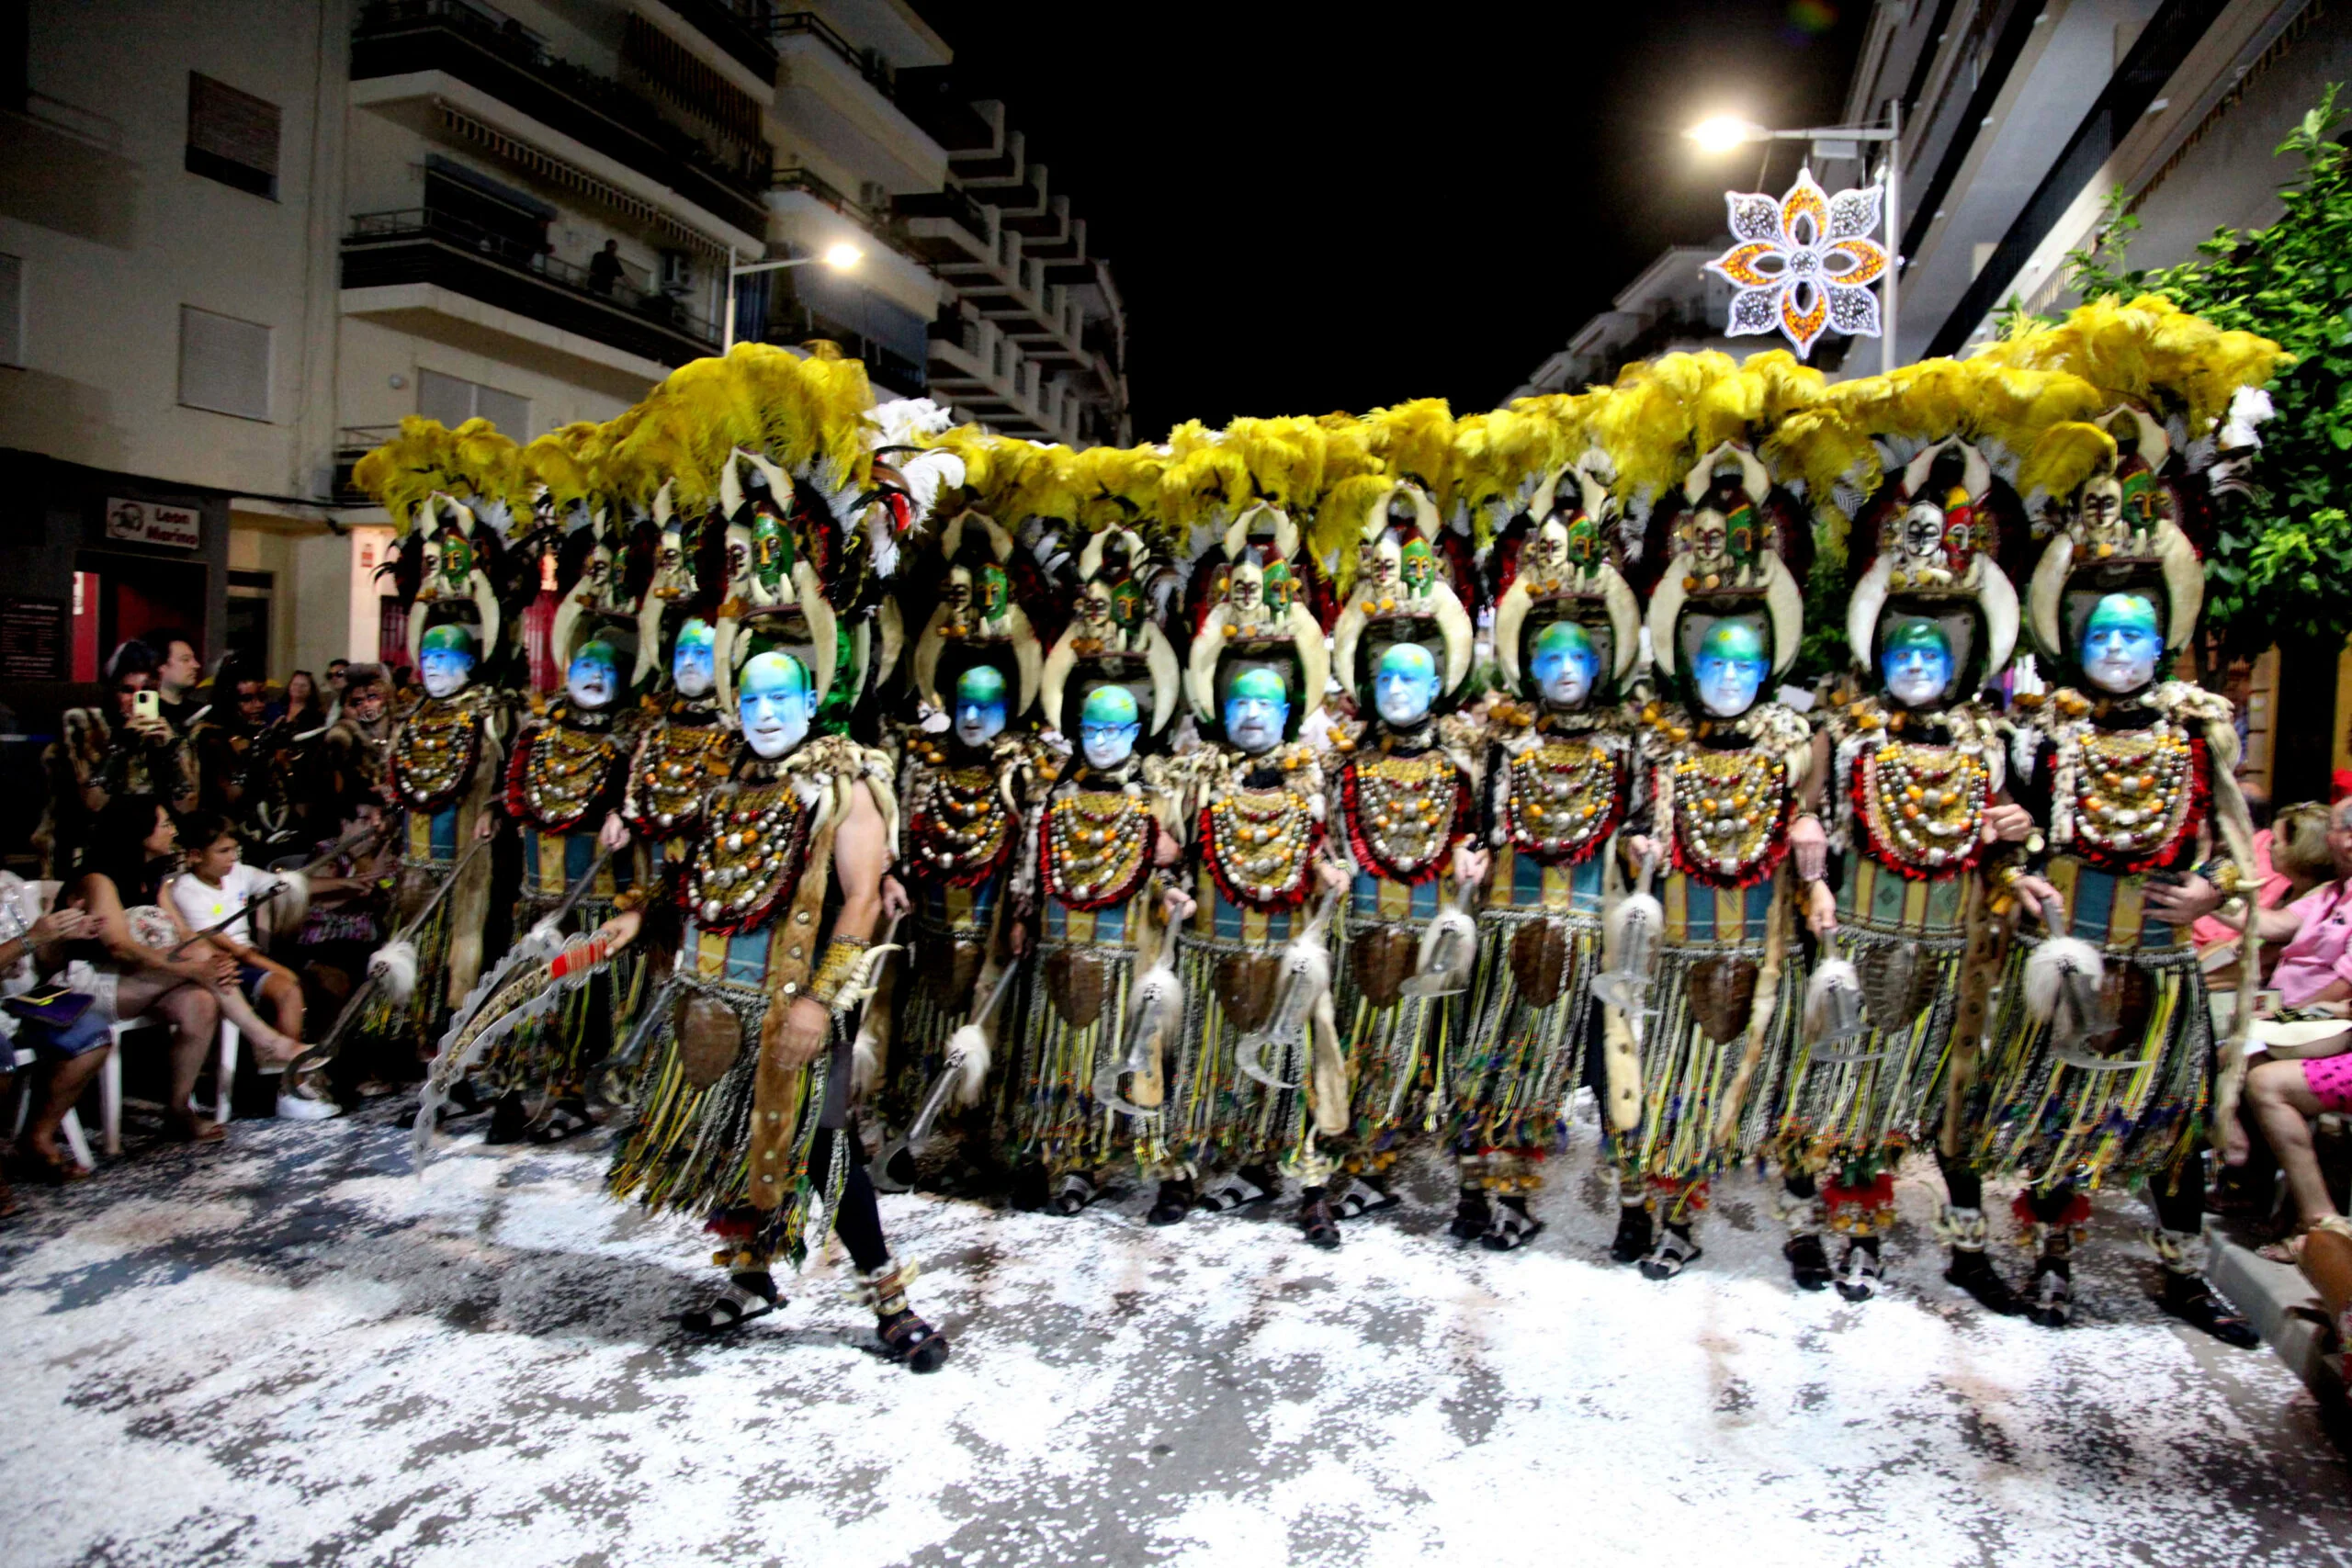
2146,680,2234,728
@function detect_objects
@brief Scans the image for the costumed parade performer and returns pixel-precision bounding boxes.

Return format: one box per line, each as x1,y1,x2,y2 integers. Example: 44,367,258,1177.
1778,421,2039,1303
875,505,1043,1190
1004,523,1186,1216
1455,456,1640,1252
1973,393,2267,1342
1325,474,1483,1235
1156,490,1342,1236
1612,423,1815,1281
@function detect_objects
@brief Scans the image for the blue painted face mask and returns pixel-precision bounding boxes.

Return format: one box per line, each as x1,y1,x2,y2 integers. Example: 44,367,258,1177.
738,651,815,758
954,664,1009,748
1079,684,1141,769
673,620,716,697
1530,621,1600,707
1223,666,1291,755
1374,642,1440,726
1877,618,1954,708
2080,592,2162,694
1692,620,1769,718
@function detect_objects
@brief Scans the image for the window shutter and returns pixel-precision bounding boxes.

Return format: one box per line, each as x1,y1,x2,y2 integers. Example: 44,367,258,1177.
187,73,280,198
178,305,272,421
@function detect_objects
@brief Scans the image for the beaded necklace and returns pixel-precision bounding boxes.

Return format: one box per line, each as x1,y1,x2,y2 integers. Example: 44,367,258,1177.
1041,788,1154,910
2049,713,2204,874
390,698,482,811
908,761,1014,886
509,714,623,831
1501,739,1625,866
685,769,813,935
628,716,733,836
1662,745,1793,886
1202,780,1320,908
1852,739,1990,877
1341,750,1466,884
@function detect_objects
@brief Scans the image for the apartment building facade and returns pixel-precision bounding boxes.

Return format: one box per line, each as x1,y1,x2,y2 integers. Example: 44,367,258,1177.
0,0,1132,698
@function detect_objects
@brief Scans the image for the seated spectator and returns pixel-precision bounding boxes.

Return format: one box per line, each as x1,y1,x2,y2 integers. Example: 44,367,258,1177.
0,874,100,1196
2157,797,2352,1256
56,796,308,1142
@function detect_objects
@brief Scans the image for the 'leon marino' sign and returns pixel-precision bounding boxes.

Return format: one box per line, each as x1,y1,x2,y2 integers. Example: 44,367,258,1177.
104,497,202,549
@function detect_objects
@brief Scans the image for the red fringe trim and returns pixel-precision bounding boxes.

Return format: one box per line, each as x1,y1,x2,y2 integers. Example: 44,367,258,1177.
907,799,1012,889
2010,1190,2094,1229
1849,750,1986,882
1199,804,1321,912
1037,798,1156,912
1660,767,1792,891
1822,1171,1897,1212
503,726,617,833
2068,734,2211,877
1340,760,1472,886
1506,758,1628,868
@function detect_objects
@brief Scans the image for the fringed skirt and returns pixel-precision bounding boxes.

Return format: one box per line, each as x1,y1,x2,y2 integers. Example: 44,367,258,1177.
1773,921,1963,1172
879,910,992,1132
1453,907,1601,1159
1002,937,1148,1174
1620,946,1799,1184
1970,938,2208,1190
606,981,849,1270
1331,916,1457,1159
1159,929,1317,1178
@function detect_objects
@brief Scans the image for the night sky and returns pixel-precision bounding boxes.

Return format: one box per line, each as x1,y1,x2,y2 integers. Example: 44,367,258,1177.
920,0,1869,436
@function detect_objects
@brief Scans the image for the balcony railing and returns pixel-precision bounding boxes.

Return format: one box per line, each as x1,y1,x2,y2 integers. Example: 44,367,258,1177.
769,10,897,101
352,0,770,240
663,0,778,79
343,207,718,367
334,425,402,504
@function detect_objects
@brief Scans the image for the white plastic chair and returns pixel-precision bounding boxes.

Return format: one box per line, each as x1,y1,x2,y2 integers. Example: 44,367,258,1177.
10,1043,96,1169
99,1015,241,1156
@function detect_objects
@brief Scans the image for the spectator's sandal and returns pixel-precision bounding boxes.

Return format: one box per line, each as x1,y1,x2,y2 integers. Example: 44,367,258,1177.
528,1102,595,1145
1197,1168,1277,1213
1639,1225,1702,1280
1335,1177,1399,1219
1481,1203,1545,1253
682,1271,779,1335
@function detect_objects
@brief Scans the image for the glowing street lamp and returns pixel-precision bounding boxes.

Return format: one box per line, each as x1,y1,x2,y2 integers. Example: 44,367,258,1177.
722,242,865,351
1686,107,1905,373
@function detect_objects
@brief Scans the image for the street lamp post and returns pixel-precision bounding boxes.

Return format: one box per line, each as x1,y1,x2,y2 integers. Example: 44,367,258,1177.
722,242,864,352
1688,105,1903,373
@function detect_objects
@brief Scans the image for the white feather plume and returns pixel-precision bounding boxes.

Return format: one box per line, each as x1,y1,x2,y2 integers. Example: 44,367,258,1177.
1605,891,1663,955
2024,936,2104,1023
368,939,419,1005
945,1022,991,1106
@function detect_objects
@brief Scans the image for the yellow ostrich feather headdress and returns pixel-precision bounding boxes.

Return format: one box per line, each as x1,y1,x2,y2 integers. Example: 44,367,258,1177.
351,415,529,536
1974,294,2287,434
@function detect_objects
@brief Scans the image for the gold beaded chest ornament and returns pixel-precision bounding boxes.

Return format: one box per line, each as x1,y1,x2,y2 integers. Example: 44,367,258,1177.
2045,709,2206,874
907,760,1015,886
1660,745,1796,886
1501,739,1627,866
390,697,484,811
627,716,733,837
1202,780,1322,908
1852,738,1991,876
685,771,814,935
1041,788,1156,909
1341,751,1471,884
508,716,625,831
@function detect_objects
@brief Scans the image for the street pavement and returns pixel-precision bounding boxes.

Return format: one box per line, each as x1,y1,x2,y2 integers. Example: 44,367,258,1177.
3,1103,2347,1568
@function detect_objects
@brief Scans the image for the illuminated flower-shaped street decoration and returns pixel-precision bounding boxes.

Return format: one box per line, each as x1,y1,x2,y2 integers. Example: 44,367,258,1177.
1705,165,1887,359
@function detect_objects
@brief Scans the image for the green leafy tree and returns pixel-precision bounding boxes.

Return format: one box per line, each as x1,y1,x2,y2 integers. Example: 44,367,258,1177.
2055,86,2352,658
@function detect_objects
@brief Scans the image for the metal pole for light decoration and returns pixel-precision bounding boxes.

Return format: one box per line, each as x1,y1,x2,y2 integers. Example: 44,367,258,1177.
720,243,865,353
1689,107,1902,370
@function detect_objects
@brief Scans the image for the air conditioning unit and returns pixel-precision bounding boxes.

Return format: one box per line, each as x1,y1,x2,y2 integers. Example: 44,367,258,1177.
858,180,890,215
658,250,695,294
